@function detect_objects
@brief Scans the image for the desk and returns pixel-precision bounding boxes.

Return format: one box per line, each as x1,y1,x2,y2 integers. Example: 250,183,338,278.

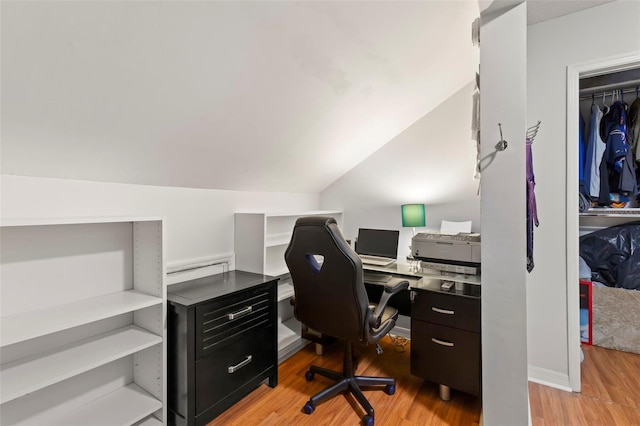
363,263,481,400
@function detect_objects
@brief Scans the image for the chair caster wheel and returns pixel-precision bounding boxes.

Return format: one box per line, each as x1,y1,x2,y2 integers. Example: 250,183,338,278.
384,384,396,395
302,401,315,414
305,371,315,381
363,415,374,425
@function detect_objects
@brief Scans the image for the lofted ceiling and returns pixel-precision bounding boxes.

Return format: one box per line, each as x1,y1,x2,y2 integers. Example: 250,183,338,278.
1,1,479,193
2,1,610,194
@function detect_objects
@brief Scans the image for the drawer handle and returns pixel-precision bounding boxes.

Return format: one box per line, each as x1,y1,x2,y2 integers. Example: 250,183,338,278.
228,355,253,373
228,306,252,320
432,307,455,315
432,338,454,347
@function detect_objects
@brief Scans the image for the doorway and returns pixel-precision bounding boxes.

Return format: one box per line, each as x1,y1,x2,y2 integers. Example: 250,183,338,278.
566,53,640,393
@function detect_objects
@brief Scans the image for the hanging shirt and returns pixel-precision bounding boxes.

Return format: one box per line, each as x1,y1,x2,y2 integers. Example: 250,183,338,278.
629,97,640,163
602,101,636,196
583,104,606,198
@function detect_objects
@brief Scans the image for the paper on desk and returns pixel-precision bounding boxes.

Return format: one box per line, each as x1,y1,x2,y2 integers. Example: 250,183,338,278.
440,220,472,234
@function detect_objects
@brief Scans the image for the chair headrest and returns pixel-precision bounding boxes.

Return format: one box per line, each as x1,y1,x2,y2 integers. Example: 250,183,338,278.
295,216,337,228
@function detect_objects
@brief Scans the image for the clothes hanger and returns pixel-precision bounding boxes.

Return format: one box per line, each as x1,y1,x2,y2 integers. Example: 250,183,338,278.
603,91,609,115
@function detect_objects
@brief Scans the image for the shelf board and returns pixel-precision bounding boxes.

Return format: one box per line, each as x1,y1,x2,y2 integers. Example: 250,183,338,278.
0,290,162,347
46,383,162,426
580,208,640,217
277,283,295,302
278,317,301,351
0,325,162,404
0,216,162,227
265,263,289,278
265,232,292,247
133,417,163,426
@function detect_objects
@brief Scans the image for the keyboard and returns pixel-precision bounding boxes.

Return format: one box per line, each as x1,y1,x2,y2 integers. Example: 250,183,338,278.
358,254,397,267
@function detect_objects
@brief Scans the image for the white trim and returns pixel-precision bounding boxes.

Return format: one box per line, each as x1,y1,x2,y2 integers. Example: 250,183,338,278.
0,216,163,227
391,325,410,340
566,52,640,393
528,365,572,392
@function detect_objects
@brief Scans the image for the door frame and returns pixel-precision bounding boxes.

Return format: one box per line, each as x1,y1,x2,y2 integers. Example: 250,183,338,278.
566,52,640,392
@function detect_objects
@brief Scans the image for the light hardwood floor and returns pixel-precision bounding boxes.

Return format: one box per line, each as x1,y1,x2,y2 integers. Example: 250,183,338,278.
209,338,640,425
530,344,640,425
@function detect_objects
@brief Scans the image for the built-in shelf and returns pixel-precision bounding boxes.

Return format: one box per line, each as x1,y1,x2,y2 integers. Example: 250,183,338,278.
0,217,166,425
277,283,295,302
580,208,640,217
0,290,162,347
265,232,292,247
235,210,342,364
133,416,163,426
278,317,301,350
0,325,162,404
45,383,162,426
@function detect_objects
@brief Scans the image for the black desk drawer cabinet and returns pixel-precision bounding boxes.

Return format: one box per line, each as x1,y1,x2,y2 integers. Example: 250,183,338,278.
410,287,481,397
168,271,278,426
412,291,480,333
411,321,480,396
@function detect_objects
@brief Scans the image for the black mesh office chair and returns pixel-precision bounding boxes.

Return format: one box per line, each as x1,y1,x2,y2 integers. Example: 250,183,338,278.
284,216,408,426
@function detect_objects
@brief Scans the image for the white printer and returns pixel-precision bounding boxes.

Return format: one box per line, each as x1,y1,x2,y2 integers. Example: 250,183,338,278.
411,232,481,275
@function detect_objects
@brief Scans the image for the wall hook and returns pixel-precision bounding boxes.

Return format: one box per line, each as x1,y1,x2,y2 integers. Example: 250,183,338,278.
496,123,508,151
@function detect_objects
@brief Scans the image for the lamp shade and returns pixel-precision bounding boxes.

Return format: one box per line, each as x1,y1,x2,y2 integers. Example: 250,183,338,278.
401,204,426,227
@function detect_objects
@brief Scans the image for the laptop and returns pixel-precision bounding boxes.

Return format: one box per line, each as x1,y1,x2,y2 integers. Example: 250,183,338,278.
355,228,399,267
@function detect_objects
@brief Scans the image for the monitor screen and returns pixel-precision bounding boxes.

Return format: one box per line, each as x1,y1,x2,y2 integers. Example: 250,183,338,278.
355,228,399,258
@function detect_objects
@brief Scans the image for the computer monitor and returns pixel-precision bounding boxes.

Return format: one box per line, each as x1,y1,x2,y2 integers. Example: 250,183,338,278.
355,228,399,258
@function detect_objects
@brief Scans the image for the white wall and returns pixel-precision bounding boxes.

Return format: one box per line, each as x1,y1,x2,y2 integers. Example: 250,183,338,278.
1,175,319,273
479,3,529,424
320,82,481,259
527,0,640,388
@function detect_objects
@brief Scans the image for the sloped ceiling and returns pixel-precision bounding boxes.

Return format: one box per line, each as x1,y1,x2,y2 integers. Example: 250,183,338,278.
1,1,479,192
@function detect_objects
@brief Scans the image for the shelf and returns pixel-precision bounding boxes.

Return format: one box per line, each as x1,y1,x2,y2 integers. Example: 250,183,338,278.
45,383,162,426
238,210,342,218
580,208,640,217
0,325,162,404
0,216,162,227
265,232,292,247
278,317,301,351
265,262,289,278
277,283,295,302
133,417,163,426
0,290,162,347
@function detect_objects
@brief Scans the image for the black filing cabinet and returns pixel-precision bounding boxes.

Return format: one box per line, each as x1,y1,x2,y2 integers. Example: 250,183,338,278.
410,281,481,397
167,270,278,426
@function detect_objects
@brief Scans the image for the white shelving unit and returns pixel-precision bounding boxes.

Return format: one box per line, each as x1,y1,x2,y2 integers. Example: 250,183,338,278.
0,217,166,426
235,210,343,362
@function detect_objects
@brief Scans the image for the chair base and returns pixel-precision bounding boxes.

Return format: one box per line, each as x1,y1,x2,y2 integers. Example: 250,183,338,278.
302,341,396,423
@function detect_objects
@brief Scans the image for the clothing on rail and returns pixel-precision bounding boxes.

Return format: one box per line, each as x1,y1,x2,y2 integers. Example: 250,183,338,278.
581,91,639,208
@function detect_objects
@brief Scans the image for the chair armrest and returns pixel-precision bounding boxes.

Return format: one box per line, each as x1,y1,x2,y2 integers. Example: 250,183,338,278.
384,279,409,294
369,279,409,329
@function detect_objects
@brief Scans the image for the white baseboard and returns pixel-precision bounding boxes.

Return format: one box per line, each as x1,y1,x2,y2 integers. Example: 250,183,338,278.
528,365,572,392
391,325,410,339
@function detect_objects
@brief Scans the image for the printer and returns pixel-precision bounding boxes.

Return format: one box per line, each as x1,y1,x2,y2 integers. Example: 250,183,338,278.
410,231,481,275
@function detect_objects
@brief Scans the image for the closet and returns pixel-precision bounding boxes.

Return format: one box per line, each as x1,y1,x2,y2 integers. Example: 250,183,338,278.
577,66,640,398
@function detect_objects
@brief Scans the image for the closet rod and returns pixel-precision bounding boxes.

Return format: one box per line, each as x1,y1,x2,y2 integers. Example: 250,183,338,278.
579,79,640,97
579,87,639,101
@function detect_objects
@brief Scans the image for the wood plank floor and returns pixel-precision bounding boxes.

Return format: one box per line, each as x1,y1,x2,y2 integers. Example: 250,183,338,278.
209,338,640,425
529,344,640,425
210,336,481,425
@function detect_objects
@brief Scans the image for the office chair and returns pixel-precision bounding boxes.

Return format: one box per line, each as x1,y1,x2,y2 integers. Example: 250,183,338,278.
284,216,408,426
